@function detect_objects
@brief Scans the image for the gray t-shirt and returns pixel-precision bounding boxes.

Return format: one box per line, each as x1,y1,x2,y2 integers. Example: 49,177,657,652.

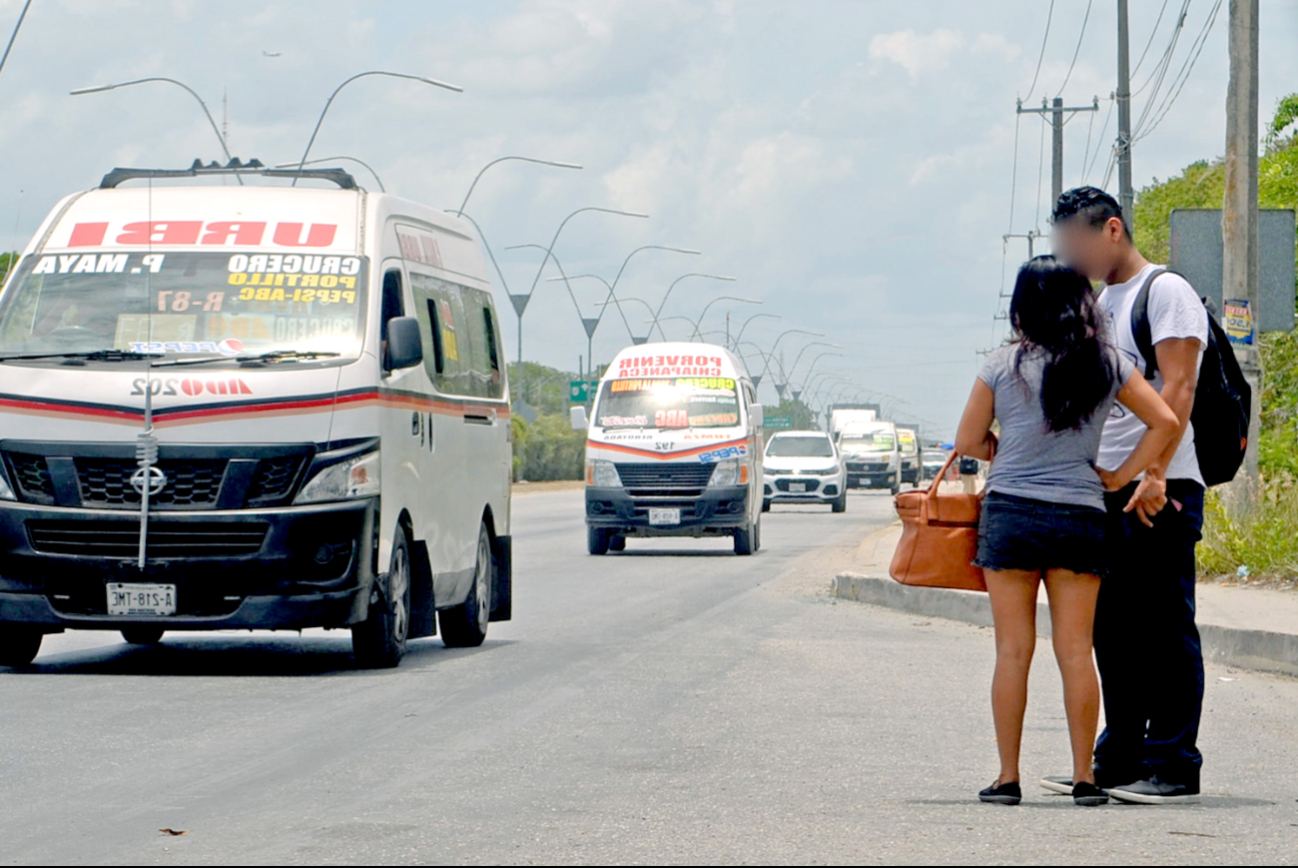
977,344,1134,510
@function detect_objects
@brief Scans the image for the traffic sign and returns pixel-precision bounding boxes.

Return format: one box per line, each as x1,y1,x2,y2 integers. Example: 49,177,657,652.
764,414,793,430
569,380,593,403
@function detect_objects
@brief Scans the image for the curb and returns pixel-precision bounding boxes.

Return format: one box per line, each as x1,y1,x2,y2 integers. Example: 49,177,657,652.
832,572,1298,679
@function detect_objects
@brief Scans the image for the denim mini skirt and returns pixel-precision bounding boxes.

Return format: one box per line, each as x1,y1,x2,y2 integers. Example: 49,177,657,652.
973,490,1108,577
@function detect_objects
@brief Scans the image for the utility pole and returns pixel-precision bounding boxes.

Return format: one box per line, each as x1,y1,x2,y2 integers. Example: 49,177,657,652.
1116,0,1134,224
1018,97,1099,206
1223,0,1261,494
1003,229,1042,260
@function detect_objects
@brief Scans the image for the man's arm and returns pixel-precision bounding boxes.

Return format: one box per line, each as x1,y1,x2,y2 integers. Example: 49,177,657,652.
1126,336,1200,525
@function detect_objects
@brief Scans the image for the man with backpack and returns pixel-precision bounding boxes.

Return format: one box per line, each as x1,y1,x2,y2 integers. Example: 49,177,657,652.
1044,186,1249,805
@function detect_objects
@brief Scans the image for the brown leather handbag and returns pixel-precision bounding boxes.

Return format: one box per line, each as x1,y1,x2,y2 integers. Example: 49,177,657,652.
889,450,988,592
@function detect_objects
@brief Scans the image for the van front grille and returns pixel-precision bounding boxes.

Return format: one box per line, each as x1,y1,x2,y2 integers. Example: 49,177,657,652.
27,520,269,558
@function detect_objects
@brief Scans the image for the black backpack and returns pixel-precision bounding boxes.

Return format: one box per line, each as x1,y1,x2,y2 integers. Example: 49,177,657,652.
1130,267,1251,487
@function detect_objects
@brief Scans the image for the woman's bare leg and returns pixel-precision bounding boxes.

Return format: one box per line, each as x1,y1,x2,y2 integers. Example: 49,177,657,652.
1043,568,1103,786
984,568,1041,784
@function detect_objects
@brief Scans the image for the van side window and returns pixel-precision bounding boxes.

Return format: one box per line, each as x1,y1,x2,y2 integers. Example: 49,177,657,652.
380,270,405,372
461,287,504,399
425,299,445,375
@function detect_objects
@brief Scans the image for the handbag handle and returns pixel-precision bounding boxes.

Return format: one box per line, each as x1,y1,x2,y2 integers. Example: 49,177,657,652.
924,439,996,497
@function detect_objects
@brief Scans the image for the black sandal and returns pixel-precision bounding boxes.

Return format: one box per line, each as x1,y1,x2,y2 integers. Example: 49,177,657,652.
979,780,1022,805
1072,781,1109,806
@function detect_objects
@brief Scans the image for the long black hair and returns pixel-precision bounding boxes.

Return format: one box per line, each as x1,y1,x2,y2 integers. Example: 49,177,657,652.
1009,255,1116,433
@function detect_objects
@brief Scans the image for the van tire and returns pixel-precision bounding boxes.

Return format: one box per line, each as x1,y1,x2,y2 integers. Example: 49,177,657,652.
832,491,847,513
587,526,610,555
734,521,756,556
441,523,492,648
761,499,771,513
121,627,164,645
609,534,626,552
0,626,41,666
352,525,412,669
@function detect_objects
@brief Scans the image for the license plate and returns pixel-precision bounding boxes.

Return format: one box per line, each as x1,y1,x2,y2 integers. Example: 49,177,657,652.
648,507,681,526
106,583,176,616
788,482,807,493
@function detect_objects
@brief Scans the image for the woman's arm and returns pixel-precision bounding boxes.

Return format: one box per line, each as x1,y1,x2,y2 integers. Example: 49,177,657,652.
954,379,997,460
1098,370,1179,493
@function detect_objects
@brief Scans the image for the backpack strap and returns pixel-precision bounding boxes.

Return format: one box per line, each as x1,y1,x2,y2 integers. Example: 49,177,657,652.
1129,266,1168,381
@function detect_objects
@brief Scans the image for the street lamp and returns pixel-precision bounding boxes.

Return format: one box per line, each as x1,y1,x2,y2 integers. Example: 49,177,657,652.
753,329,823,399
793,352,843,401
276,156,385,191
593,245,701,341
507,244,592,380
593,292,656,344
730,312,780,350
507,207,649,412
775,341,836,397
688,296,761,341
71,77,236,178
295,71,462,178
454,156,583,217
649,273,737,340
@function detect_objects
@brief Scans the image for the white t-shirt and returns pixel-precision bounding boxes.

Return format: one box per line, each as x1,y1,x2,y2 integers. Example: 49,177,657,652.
1097,263,1207,484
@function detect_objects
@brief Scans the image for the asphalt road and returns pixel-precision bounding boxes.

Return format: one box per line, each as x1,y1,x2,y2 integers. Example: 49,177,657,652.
2,488,1296,865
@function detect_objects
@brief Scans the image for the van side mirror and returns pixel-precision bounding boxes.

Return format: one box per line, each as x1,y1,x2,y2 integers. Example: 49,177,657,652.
385,316,423,372
749,404,763,428
570,405,589,431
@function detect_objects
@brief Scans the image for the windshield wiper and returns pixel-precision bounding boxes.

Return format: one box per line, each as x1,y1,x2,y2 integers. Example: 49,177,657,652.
0,349,163,363
152,349,342,368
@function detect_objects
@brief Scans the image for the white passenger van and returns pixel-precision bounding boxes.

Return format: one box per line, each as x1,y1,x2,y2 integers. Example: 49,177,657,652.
571,342,764,555
0,162,511,668
839,419,902,495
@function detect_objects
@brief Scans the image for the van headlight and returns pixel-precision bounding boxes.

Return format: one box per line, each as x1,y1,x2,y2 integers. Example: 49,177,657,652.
708,458,750,487
294,450,380,504
586,459,621,487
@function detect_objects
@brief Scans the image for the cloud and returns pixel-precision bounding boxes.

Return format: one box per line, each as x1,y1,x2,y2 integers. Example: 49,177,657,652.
868,29,966,79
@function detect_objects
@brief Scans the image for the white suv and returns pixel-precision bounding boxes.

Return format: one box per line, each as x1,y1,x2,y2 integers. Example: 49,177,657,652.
761,431,848,513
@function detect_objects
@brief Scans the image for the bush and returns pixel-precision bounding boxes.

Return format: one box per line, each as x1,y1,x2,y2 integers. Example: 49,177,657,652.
1199,476,1298,581
513,413,585,481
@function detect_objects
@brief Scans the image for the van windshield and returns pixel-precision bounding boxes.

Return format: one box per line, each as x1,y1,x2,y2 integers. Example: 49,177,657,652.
841,431,896,453
0,251,367,358
595,376,741,429
766,436,834,458
898,431,918,454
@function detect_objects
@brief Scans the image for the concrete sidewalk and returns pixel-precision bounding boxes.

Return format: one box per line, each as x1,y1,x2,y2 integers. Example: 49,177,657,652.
833,521,1298,678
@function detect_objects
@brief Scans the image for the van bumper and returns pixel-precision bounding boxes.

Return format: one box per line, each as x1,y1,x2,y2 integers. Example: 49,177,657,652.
585,485,751,536
0,499,376,631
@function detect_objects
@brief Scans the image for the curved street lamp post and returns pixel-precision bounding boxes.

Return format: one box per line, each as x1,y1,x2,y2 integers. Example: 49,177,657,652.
454,156,582,217
649,274,736,341
295,71,462,181
730,312,780,351
687,296,761,341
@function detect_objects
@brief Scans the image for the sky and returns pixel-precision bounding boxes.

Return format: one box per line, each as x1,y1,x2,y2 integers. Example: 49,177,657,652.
0,0,1295,439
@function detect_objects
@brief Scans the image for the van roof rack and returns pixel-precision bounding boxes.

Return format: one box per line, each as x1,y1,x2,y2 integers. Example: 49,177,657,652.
99,158,358,190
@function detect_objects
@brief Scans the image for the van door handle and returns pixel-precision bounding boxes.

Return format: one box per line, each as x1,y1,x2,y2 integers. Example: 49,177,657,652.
464,407,495,425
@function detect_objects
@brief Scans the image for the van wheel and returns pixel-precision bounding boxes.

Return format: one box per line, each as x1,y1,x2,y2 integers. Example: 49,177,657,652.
352,525,412,669
121,627,164,645
734,521,756,556
587,526,610,555
609,534,626,552
832,491,847,513
441,523,492,648
761,499,771,513
0,626,41,666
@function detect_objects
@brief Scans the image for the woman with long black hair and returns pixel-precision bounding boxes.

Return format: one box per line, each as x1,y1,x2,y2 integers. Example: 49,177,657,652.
955,256,1178,807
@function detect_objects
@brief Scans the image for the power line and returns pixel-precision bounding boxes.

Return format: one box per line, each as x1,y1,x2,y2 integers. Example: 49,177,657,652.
1055,0,1094,97
1022,0,1056,103
1131,0,1172,78
0,0,33,80
1131,0,1191,103
1134,0,1224,143
1082,95,1116,184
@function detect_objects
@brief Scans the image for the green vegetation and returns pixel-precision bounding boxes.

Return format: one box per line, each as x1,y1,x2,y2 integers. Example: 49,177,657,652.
507,361,587,481
1132,94,1298,581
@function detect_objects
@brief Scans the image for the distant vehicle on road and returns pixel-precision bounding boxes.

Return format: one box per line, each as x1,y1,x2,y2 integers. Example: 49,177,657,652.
839,420,901,494
921,449,951,482
0,163,512,669
895,426,920,487
573,342,764,556
828,404,879,443
761,430,847,513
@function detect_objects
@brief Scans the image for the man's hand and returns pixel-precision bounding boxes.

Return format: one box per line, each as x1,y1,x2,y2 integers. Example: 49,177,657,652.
1124,472,1168,527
